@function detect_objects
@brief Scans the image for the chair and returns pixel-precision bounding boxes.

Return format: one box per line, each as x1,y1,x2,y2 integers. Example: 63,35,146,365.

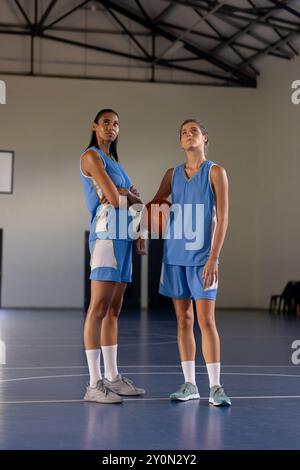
269,281,300,315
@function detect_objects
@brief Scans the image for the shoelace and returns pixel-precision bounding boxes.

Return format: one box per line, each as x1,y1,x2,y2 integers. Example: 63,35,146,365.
213,386,224,395
119,375,135,389
180,383,190,394
96,381,110,396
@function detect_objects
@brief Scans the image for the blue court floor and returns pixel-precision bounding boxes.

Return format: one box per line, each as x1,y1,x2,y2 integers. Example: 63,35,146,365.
0,308,300,450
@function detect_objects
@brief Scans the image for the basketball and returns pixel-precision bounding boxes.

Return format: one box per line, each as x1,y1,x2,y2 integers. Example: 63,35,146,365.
141,199,171,237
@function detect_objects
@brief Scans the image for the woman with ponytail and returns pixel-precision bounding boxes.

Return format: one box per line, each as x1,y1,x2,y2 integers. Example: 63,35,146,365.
151,119,231,406
80,109,146,404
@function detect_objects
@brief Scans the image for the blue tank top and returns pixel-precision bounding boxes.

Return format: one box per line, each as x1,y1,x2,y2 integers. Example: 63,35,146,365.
80,146,133,242
163,160,217,266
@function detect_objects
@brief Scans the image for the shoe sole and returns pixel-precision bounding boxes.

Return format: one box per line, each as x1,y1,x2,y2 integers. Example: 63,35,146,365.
170,393,200,401
84,396,123,404
209,398,231,406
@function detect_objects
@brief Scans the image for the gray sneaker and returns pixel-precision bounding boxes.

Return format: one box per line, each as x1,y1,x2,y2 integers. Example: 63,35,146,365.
103,374,145,396
84,379,123,404
209,385,231,406
170,382,200,401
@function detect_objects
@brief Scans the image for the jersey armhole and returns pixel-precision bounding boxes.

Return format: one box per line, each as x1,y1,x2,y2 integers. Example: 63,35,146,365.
169,167,175,201
208,163,217,195
170,167,176,189
80,148,106,179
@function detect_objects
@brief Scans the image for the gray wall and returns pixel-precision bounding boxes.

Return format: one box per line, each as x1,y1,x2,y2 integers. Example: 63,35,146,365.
254,56,300,307
0,58,299,308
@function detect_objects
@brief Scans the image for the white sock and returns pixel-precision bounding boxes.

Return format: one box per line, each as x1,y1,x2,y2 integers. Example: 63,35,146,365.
181,361,196,385
102,344,119,381
86,349,102,388
206,362,221,388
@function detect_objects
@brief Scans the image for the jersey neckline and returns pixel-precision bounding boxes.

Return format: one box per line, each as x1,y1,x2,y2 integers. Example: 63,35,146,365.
92,146,117,163
182,159,208,182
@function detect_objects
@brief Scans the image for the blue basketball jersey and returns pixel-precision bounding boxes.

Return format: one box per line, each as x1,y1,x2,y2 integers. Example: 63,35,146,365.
80,146,132,242
163,160,217,266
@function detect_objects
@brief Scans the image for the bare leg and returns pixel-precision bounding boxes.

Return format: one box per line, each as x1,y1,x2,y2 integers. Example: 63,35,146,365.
195,299,220,363
83,280,116,350
99,283,145,394
101,282,127,346
173,298,196,361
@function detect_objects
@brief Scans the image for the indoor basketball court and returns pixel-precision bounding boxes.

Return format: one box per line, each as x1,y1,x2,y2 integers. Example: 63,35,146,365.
0,0,300,457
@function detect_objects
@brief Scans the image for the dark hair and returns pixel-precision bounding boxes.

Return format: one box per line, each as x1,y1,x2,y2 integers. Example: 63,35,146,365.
179,118,209,156
86,108,120,161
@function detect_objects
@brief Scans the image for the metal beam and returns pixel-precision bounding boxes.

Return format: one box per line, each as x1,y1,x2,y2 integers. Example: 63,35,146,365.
164,0,269,17
154,0,228,63
163,0,234,9
154,3,176,23
36,0,58,30
157,20,291,59
0,21,293,59
268,0,300,20
39,32,242,84
39,32,148,61
247,0,297,57
209,3,285,55
206,12,294,58
238,29,299,69
193,8,259,76
13,0,32,27
163,0,300,34
151,32,155,81
0,70,243,87
0,29,32,36
0,25,291,63
134,0,152,23
103,6,150,58
30,0,38,75
98,0,255,86
40,1,91,32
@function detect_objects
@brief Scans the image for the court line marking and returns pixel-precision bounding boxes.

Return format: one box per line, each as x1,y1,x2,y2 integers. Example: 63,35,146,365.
1,372,300,384
3,341,178,348
1,396,300,404
1,365,299,370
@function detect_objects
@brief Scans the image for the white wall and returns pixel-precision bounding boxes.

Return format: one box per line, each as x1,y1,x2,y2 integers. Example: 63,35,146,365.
254,56,300,308
0,62,298,309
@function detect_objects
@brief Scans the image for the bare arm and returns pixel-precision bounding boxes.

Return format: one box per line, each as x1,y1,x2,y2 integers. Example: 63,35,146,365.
81,150,124,208
99,184,143,207
127,186,143,206
209,165,229,261
202,165,229,288
151,168,174,202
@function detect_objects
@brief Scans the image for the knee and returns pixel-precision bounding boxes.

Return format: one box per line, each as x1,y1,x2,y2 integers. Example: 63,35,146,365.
177,312,194,330
108,301,122,320
198,317,215,331
87,299,110,320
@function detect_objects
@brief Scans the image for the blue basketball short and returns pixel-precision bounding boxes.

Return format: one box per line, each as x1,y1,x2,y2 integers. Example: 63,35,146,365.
89,239,133,283
159,262,218,301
